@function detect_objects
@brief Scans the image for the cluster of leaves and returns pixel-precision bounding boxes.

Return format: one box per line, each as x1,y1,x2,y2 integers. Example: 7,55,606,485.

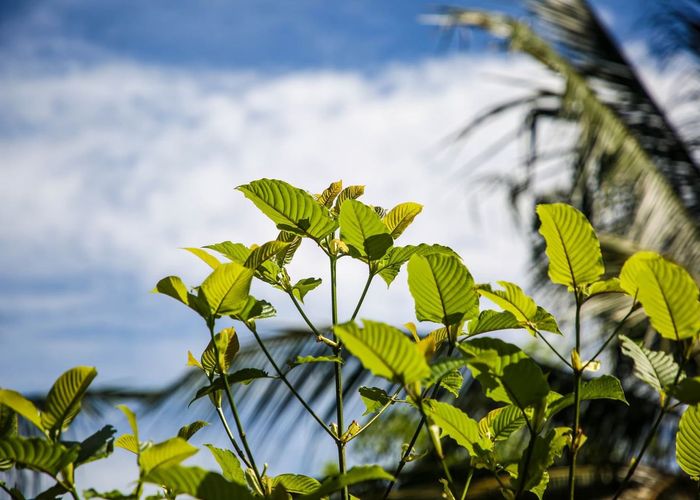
1,178,699,499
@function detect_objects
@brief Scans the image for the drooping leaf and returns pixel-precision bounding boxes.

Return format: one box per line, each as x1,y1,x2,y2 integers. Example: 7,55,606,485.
204,242,251,264
204,444,246,485
619,335,682,396
74,425,116,466
199,262,254,317
407,253,479,326
291,278,322,303
153,276,209,319
467,310,520,336
0,437,79,476
478,405,525,442
189,369,272,405
477,282,561,334
144,465,254,500
42,366,97,433
140,437,198,474
299,465,393,500
358,387,392,416
620,251,700,340
536,203,605,290
243,241,290,271
201,328,240,376
233,297,276,323
676,404,700,480
183,248,221,269
237,179,337,240
382,202,423,239
339,199,393,260
332,185,365,214
315,180,343,208
275,231,301,266
272,474,321,495
177,421,209,442
423,400,492,456
546,375,627,419
0,389,44,432
334,320,430,384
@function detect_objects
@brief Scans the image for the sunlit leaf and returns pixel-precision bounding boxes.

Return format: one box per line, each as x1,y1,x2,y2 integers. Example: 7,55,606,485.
677,404,700,480
468,310,520,336
423,400,492,456
177,421,209,442
243,241,290,271
546,375,627,419
332,185,365,214
299,465,393,500
619,335,682,396
114,434,139,455
477,282,561,334
439,370,464,397
204,242,251,264
199,262,254,317
358,387,392,416
204,444,246,485
201,328,240,376
315,180,343,208
290,355,342,367
0,437,79,476
273,474,321,495
189,369,272,405
516,427,569,494
291,277,322,303
382,202,422,239
42,366,97,433
140,437,198,474
339,199,393,260
0,389,44,433
144,465,254,500
183,248,221,269
478,405,525,442
374,243,456,286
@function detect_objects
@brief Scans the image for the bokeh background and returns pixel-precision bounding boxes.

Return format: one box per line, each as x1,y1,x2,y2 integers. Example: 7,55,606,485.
1,0,698,496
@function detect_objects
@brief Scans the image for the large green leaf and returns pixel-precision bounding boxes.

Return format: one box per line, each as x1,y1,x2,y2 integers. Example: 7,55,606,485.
140,437,198,474
272,474,321,495
382,202,422,239
205,242,251,264
467,310,520,336
144,465,254,500
677,404,700,480
237,179,337,240
0,437,79,476
478,405,526,442
620,251,700,340
423,400,492,456
339,199,393,260
243,241,290,271
407,253,478,326
201,328,240,376
477,282,561,334
299,465,393,500
0,389,43,432
536,203,604,290
546,375,627,419
374,243,456,286
334,320,430,384
199,262,254,317
41,366,97,433
204,444,246,485
619,335,682,396
332,185,365,214
153,276,210,319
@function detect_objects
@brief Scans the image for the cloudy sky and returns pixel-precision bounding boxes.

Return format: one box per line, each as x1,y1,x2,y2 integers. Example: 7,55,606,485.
0,0,672,492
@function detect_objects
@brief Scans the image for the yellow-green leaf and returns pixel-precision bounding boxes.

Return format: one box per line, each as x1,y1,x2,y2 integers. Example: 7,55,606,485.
315,180,343,208
382,202,423,239
177,421,209,442
204,444,246,485
0,389,44,433
299,465,392,500
243,241,290,270
677,404,700,480
115,434,139,454
199,262,254,317
477,282,561,335
0,437,79,476
620,251,700,340
144,465,254,500
140,437,198,474
339,199,393,260
536,203,604,290
332,185,365,214
237,179,338,240
201,327,240,376
41,366,97,433
423,400,492,456
467,310,520,336
183,248,221,269
334,320,430,384
619,335,682,396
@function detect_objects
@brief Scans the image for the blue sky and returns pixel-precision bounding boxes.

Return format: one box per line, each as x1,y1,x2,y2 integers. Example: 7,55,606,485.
0,0,675,492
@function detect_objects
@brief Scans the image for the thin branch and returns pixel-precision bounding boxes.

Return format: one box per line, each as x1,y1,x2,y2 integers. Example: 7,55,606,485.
347,387,402,443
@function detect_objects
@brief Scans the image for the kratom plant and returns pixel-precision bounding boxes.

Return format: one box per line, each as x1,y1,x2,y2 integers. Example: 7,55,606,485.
1,178,699,500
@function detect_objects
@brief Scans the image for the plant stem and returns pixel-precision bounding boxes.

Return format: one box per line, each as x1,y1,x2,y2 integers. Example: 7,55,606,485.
287,291,336,347
460,466,475,500
535,330,573,369
351,272,373,321
330,256,349,500
568,293,582,500
383,414,425,499
245,323,337,439
214,404,251,467
208,323,262,487
582,299,637,371
419,406,454,489
515,422,537,499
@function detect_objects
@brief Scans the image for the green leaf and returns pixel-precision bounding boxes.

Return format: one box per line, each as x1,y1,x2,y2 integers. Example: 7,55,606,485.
0,389,44,432
332,185,365,214
0,437,79,476
582,278,624,298
83,488,135,499
440,371,464,397
467,310,520,336
299,465,393,500
243,241,290,270
291,277,322,303
478,405,525,442
233,297,276,323
74,425,116,466
237,179,338,240
536,203,604,290
42,366,97,433
272,474,321,495
315,180,343,208
516,427,569,494
382,202,423,239
177,421,209,442
204,444,246,485
423,358,471,388
205,242,251,264
117,405,139,440
183,248,221,269
290,355,342,367
140,437,198,474
0,403,18,439
115,434,139,454
374,244,456,286
620,251,700,340
619,335,682,396
334,320,430,384
358,387,392,416
201,327,240,376
674,377,700,405
144,465,254,500
423,400,492,456
189,369,272,405
407,253,478,326
677,404,700,480
199,262,254,317
339,199,393,260
477,282,561,335
153,276,210,319
546,375,627,419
